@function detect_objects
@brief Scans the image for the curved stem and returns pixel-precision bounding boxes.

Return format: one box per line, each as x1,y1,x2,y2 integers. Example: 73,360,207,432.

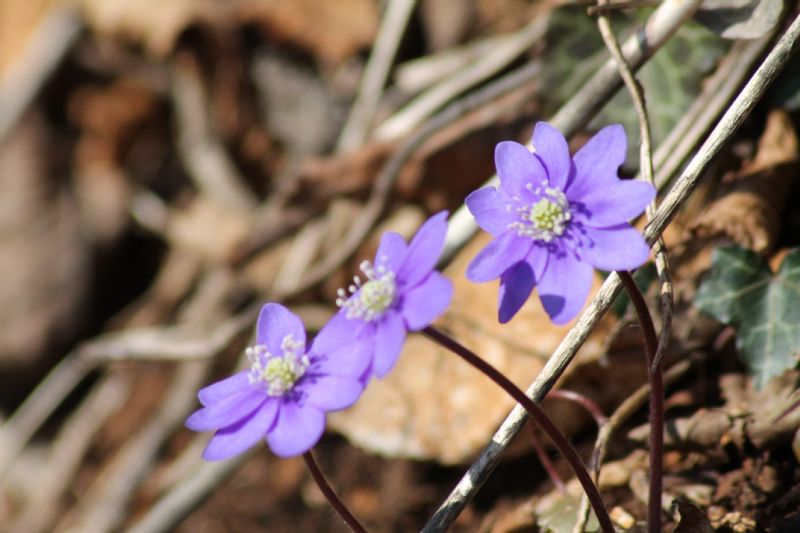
618,271,663,533
302,451,367,533
423,326,614,533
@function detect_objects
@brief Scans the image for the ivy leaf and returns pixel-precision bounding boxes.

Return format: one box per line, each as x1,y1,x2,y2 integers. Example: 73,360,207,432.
696,246,800,389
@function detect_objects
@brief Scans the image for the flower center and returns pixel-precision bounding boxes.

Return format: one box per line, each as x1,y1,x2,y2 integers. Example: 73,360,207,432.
247,335,310,396
509,185,571,242
336,259,396,321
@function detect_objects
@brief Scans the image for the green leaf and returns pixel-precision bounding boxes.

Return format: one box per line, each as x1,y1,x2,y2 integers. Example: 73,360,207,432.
695,246,800,389
539,8,728,168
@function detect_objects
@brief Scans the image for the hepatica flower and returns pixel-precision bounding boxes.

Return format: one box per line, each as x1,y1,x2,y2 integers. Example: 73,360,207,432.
332,211,453,378
466,122,655,324
186,303,370,460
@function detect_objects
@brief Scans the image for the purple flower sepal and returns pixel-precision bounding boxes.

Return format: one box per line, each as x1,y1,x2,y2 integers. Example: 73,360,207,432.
186,303,370,460
466,122,655,324
330,211,453,380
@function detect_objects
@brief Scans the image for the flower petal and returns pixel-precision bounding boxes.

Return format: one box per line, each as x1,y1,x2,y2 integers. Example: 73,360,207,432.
198,371,250,406
310,311,367,355
375,231,407,272
266,401,326,458
536,252,593,325
303,374,364,410
401,272,453,330
256,303,306,354
465,186,517,237
202,399,278,461
466,232,532,283
372,313,407,378
496,141,547,202
571,180,655,228
531,122,571,190
186,388,266,431
397,211,448,287
580,225,651,271
313,338,372,378
498,262,535,323
567,124,627,200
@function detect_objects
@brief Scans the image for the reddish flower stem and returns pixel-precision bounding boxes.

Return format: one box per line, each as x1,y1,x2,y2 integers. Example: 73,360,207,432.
423,326,614,533
302,450,367,533
527,423,567,493
619,271,663,533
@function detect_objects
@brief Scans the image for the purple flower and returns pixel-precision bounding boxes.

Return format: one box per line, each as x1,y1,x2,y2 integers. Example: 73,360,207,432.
466,122,654,324
330,211,453,379
186,303,370,460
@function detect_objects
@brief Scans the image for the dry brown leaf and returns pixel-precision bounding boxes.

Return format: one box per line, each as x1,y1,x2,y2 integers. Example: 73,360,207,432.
236,0,377,64
166,195,252,262
0,0,53,75
329,232,620,465
77,0,213,57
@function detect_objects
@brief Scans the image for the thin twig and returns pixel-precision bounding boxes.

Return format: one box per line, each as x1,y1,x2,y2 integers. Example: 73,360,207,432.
282,60,541,299
8,372,131,533
170,54,257,211
59,361,210,533
336,0,417,152
373,15,550,141
423,13,800,531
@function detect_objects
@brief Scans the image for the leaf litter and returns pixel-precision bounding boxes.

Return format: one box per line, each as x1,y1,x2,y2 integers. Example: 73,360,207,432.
1,1,800,532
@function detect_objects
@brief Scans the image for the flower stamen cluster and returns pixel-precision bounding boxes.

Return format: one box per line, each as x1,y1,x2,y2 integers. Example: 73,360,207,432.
509,183,571,242
247,335,310,397
336,259,397,321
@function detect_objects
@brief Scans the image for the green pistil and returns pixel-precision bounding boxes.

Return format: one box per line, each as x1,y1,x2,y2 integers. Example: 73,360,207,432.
509,186,572,242
529,198,564,232
247,336,309,396
336,260,397,321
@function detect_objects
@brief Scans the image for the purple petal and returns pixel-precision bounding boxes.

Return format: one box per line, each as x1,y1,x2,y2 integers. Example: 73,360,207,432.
375,231,407,272
496,141,548,203
313,338,372,378
580,225,651,271
310,310,367,355
531,122,571,190
266,402,326,458
465,186,517,237
400,272,453,330
498,262,536,323
571,180,655,228
396,211,448,287
186,388,266,431
198,371,250,406
372,313,407,378
303,374,364,410
202,399,278,460
256,303,306,354
536,252,593,325
567,124,627,200
466,232,532,283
